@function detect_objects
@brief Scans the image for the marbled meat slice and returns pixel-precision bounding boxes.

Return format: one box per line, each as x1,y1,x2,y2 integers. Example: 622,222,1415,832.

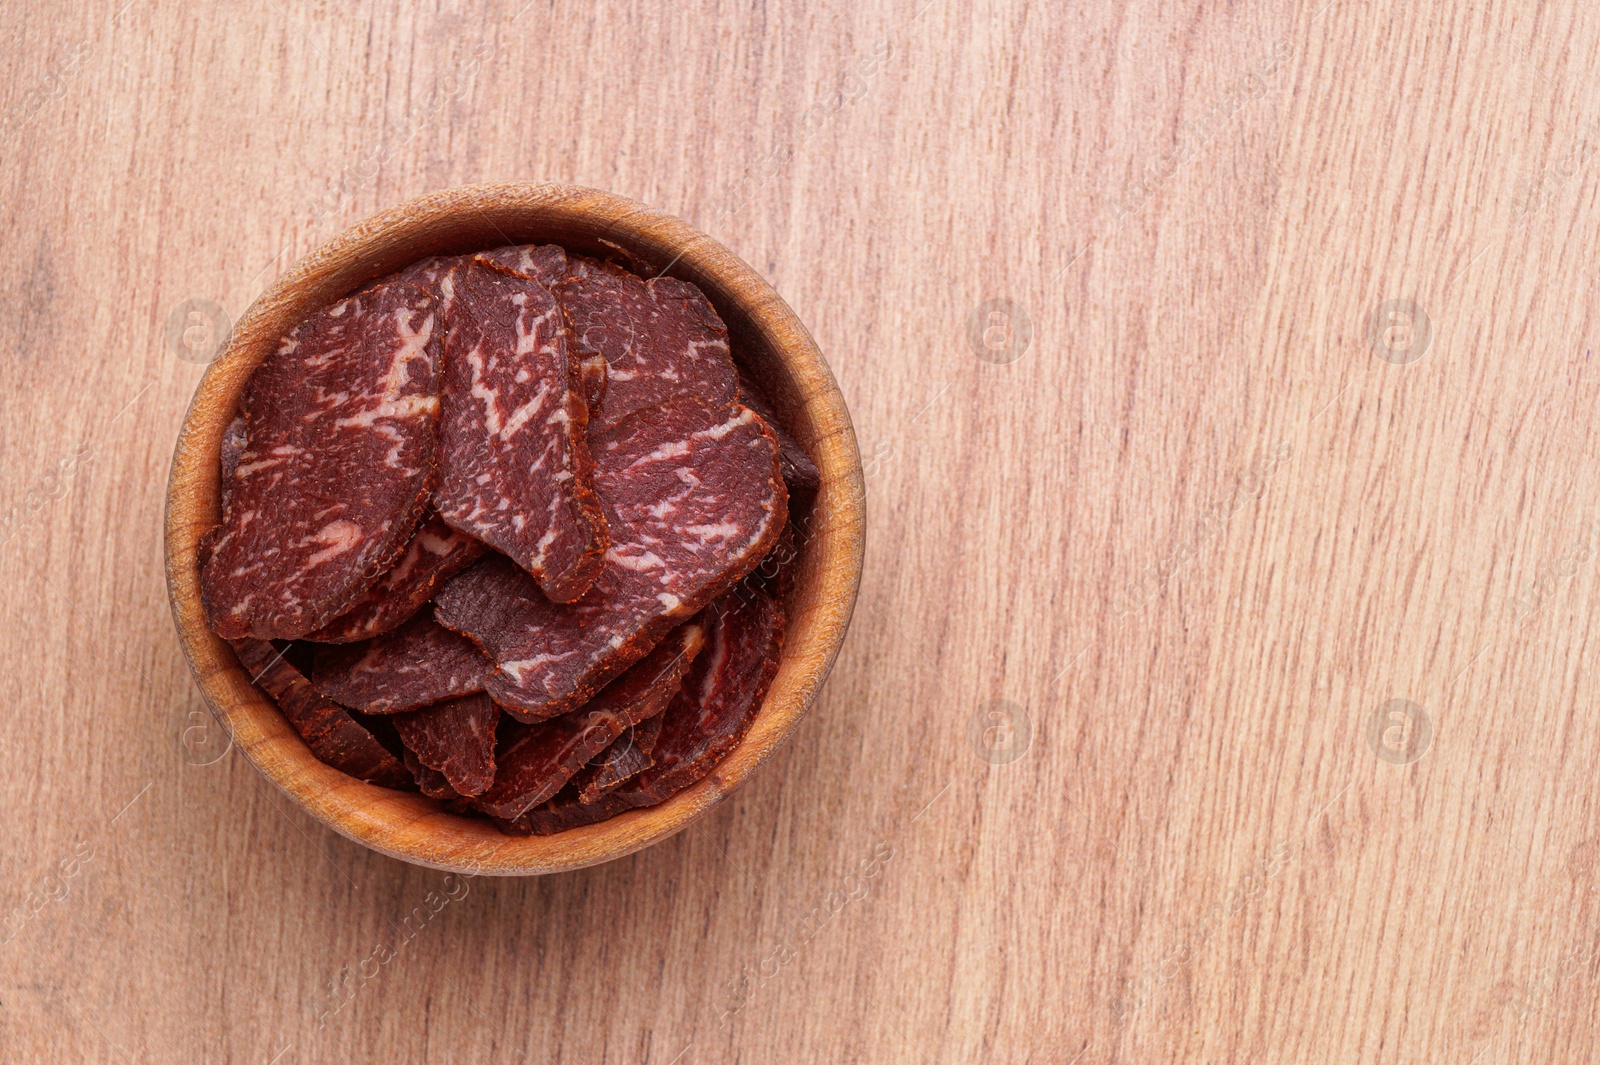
495,586,784,835
735,368,821,493
563,257,621,412
385,255,463,290
626,586,784,802
201,277,442,638
404,747,463,800
303,514,484,643
310,611,489,713
219,415,246,481
232,638,411,789
554,266,737,433
575,710,666,803
199,416,249,571
475,243,566,282
566,254,635,280
392,692,499,797
744,520,799,605
435,258,608,603
435,397,786,720
473,621,705,819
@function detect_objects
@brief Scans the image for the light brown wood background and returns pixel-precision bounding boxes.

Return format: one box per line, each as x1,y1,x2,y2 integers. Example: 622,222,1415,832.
3,0,1599,1061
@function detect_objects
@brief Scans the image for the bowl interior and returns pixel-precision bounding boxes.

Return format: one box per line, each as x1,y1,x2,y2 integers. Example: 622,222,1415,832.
165,183,864,874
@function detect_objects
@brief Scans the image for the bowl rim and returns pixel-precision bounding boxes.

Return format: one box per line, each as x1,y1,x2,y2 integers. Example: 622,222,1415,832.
163,181,865,875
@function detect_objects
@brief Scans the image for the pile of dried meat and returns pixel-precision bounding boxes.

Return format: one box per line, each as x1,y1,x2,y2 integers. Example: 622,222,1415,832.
200,245,820,835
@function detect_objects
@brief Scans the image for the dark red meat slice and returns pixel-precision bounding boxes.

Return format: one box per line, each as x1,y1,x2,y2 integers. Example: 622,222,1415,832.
578,357,606,413
404,747,462,800
435,258,608,603
310,611,489,713
632,709,667,757
490,783,628,835
392,692,499,797
563,258,620,412
435,398,786,720
575,709,666,803
495,586,784,835
473,621,705,819
389,255,463,289
472,245,613,411
219,415,246,481
735,369,821,493
628,587,784,801
303,514,484,643
232,638,411,789
201,277,443,639
475,243,566,282
566,254,634,280
744,520,799,605
199,416,250,571
554,268,737,433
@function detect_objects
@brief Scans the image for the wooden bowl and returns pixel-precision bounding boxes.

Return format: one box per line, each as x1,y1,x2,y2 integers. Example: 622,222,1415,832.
164,182,865,875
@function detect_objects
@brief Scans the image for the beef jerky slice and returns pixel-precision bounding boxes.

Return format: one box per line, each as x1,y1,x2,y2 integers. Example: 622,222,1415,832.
564,257,630,411
734,368,821,493
435,258,608,603
392,692,499,797
201,277,442,638
366,254,463,292
745,520,799,605
404,747,463,800
311,611,489,713
490,782,629,835
566,254,634,280
232,638,411,789
472,243,610,410
498,587,784,835
554,267,737,433
304,514,484,643
473,622,705,819
435,398,786,720
219,415,246,480
575,709,667,803
199,416,249,572
629,587,784,800
475,243,566,281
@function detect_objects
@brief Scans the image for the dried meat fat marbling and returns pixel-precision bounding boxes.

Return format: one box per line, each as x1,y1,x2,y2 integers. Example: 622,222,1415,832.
201,277,443,639
554,267,738,433
435,257,608,603
232,638,411,789
562,257,624,412
304,514,484,643
499,586,784,835
392,692,499,797
311,611,490,714
473,621,705,819
435,397,786,721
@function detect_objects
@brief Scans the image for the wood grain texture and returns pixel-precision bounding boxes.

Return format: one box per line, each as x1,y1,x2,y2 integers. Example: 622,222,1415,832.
3,0,1599,1061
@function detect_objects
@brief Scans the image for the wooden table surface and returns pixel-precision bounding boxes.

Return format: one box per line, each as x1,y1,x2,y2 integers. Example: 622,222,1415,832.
5,1,1599,1061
